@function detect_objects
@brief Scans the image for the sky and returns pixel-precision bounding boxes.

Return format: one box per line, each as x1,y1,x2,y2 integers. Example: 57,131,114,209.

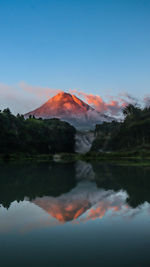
0,0,150,114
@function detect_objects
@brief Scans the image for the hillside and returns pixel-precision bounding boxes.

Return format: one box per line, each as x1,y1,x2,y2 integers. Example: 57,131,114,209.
91,104,150,153
25,92,113,129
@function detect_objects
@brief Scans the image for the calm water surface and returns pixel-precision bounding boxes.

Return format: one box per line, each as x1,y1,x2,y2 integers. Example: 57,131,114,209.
0,160,150,266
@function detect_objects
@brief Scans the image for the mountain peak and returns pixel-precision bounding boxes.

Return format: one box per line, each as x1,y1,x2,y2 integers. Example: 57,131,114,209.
51,91,71,99
25,91,113,129
49,91,83,102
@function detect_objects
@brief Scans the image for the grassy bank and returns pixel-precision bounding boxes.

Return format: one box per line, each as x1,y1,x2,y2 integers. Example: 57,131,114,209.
80,150,150,166
1,150,150,166
0,153,54,163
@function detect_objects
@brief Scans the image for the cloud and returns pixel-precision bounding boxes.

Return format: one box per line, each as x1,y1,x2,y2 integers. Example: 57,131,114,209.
119,92,138,104
0,82,61,114
70,89,127,116
69,90,144,117
0,81,147,117
0,83,25,113
19,81,62,99
143,95,150,107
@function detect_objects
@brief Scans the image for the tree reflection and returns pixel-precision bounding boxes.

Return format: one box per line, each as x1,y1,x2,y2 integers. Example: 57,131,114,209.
0,162,76,208
93,163,150,208
0,161,150,213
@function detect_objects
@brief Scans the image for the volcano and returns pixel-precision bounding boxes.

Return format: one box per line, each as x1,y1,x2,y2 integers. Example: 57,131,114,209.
25,92,112,129
32,181,125,223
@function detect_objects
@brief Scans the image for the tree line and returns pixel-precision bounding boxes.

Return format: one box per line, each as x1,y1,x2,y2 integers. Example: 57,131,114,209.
0,108,76,155
92,104,150,152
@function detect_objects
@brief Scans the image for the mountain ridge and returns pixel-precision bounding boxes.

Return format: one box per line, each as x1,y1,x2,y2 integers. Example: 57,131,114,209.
25,92,113,129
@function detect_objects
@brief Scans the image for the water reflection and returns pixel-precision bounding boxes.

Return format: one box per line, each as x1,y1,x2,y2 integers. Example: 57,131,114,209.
93,163,150,208
1,161,150,266
0,160,150,227
33,185,127,223
0,162,77,208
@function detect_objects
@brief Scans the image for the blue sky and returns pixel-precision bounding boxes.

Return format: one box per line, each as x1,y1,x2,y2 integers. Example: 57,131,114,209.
0,0,150,113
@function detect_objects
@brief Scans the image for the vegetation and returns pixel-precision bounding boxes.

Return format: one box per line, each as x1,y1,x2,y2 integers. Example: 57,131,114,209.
1,161,150,209
91,104,150,153
93,163,150,208
0,108,76,155
0,162,76,208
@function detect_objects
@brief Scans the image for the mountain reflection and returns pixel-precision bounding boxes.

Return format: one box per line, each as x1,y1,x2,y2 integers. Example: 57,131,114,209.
0,160,150,224
32,183,127,222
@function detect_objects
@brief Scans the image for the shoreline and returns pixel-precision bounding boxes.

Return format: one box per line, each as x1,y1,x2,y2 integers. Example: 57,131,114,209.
0,151,150,166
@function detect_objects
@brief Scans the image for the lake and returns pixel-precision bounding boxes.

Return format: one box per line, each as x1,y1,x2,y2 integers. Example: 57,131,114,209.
0,160,150,267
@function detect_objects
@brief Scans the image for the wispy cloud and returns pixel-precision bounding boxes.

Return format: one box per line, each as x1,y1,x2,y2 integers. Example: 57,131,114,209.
143,95,150,107
0,81,148,116
69,89,140,116
0,82,61,114
18,81,62,99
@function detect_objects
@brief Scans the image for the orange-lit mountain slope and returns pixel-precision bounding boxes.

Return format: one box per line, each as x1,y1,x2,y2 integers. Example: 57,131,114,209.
25,92,113,129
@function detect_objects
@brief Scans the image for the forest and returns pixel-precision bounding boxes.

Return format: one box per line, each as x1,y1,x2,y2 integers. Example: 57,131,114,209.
91,104,150,152
1,104,150,157
0,108,76,155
